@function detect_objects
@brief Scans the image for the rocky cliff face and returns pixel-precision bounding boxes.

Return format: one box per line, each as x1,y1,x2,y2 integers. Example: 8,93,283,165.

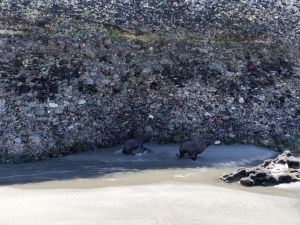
0,0,299,162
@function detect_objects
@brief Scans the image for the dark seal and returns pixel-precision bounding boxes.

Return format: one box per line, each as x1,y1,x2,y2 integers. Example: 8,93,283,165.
122,136,151,155
177,140,212,160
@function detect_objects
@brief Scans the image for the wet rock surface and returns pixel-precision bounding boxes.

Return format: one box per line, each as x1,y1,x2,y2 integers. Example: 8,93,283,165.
221,150,300,186
0,1,299,162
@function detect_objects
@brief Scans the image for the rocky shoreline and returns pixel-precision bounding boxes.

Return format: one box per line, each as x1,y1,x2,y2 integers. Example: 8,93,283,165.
221,150,300,186
0,1,299,162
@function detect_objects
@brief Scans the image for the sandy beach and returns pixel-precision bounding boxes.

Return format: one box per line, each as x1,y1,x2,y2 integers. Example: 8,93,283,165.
1,181,300,225
0,144,299,225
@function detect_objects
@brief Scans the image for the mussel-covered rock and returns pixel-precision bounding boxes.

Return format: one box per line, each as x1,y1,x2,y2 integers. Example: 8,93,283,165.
220,150,300,186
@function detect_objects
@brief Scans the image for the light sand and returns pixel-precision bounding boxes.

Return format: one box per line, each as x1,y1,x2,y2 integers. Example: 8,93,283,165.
1,144,299,225
0,183,300,225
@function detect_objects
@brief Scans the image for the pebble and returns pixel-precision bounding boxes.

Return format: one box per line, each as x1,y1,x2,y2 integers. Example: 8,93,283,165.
238,97,245,103
35,109,45,117
167,122,175,130
258,95,266,101
14,138,22,144
54,108,64,115
78,99,86,105
83,78,95,85
48,102,59,108
204,112,212,117
214,140,221,145
84,48,96,59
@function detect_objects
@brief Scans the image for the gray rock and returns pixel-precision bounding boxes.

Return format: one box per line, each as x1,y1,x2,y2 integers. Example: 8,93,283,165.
54,108,64,115
48,102,59,108
78,99,86,105
83,78,95,86
84,48,96,59
240,177,255,187
35,108,46,117
221,151,300,186
14,138,22,144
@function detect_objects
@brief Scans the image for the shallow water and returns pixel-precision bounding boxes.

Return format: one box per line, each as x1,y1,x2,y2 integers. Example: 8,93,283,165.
0,143,276,185
1,144,300,225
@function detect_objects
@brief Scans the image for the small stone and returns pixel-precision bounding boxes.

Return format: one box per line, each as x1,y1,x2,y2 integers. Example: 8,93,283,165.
214,140,221,145
140,106,149,114
35,109,45,117
48,102,59,108
142,68,152,76
78,99,86,105
68,106,77,113
83,78,94,86
14,138,22,144
238,97,245,103
68,124,75,130
204,112,211,117
84,48,96,59
167,122,175,130
52,121,60,126
148,114,154,119
54,108,64,115
229,133,236,138
0,99,6,115
103,39,112,47
258,95,266,101
102,79,111,85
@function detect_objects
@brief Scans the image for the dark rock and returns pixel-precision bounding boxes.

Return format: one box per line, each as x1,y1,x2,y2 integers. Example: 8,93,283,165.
221,151,300,186
220,168,248,183
262,159,272,167
35,108,46,117
277,174,294,184
83,78,95,86
286,157,300,168
240,177,255,187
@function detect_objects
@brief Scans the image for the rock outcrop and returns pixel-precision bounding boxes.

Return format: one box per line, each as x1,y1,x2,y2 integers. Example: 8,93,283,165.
221,150,300,186
0,1,300,162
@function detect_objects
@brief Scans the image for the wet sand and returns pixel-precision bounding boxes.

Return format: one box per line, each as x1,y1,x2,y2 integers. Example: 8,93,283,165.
0,144,299,225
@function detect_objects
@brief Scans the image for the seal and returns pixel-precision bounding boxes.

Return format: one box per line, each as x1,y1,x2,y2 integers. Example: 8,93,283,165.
122,136,151,155
177,140,212,160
